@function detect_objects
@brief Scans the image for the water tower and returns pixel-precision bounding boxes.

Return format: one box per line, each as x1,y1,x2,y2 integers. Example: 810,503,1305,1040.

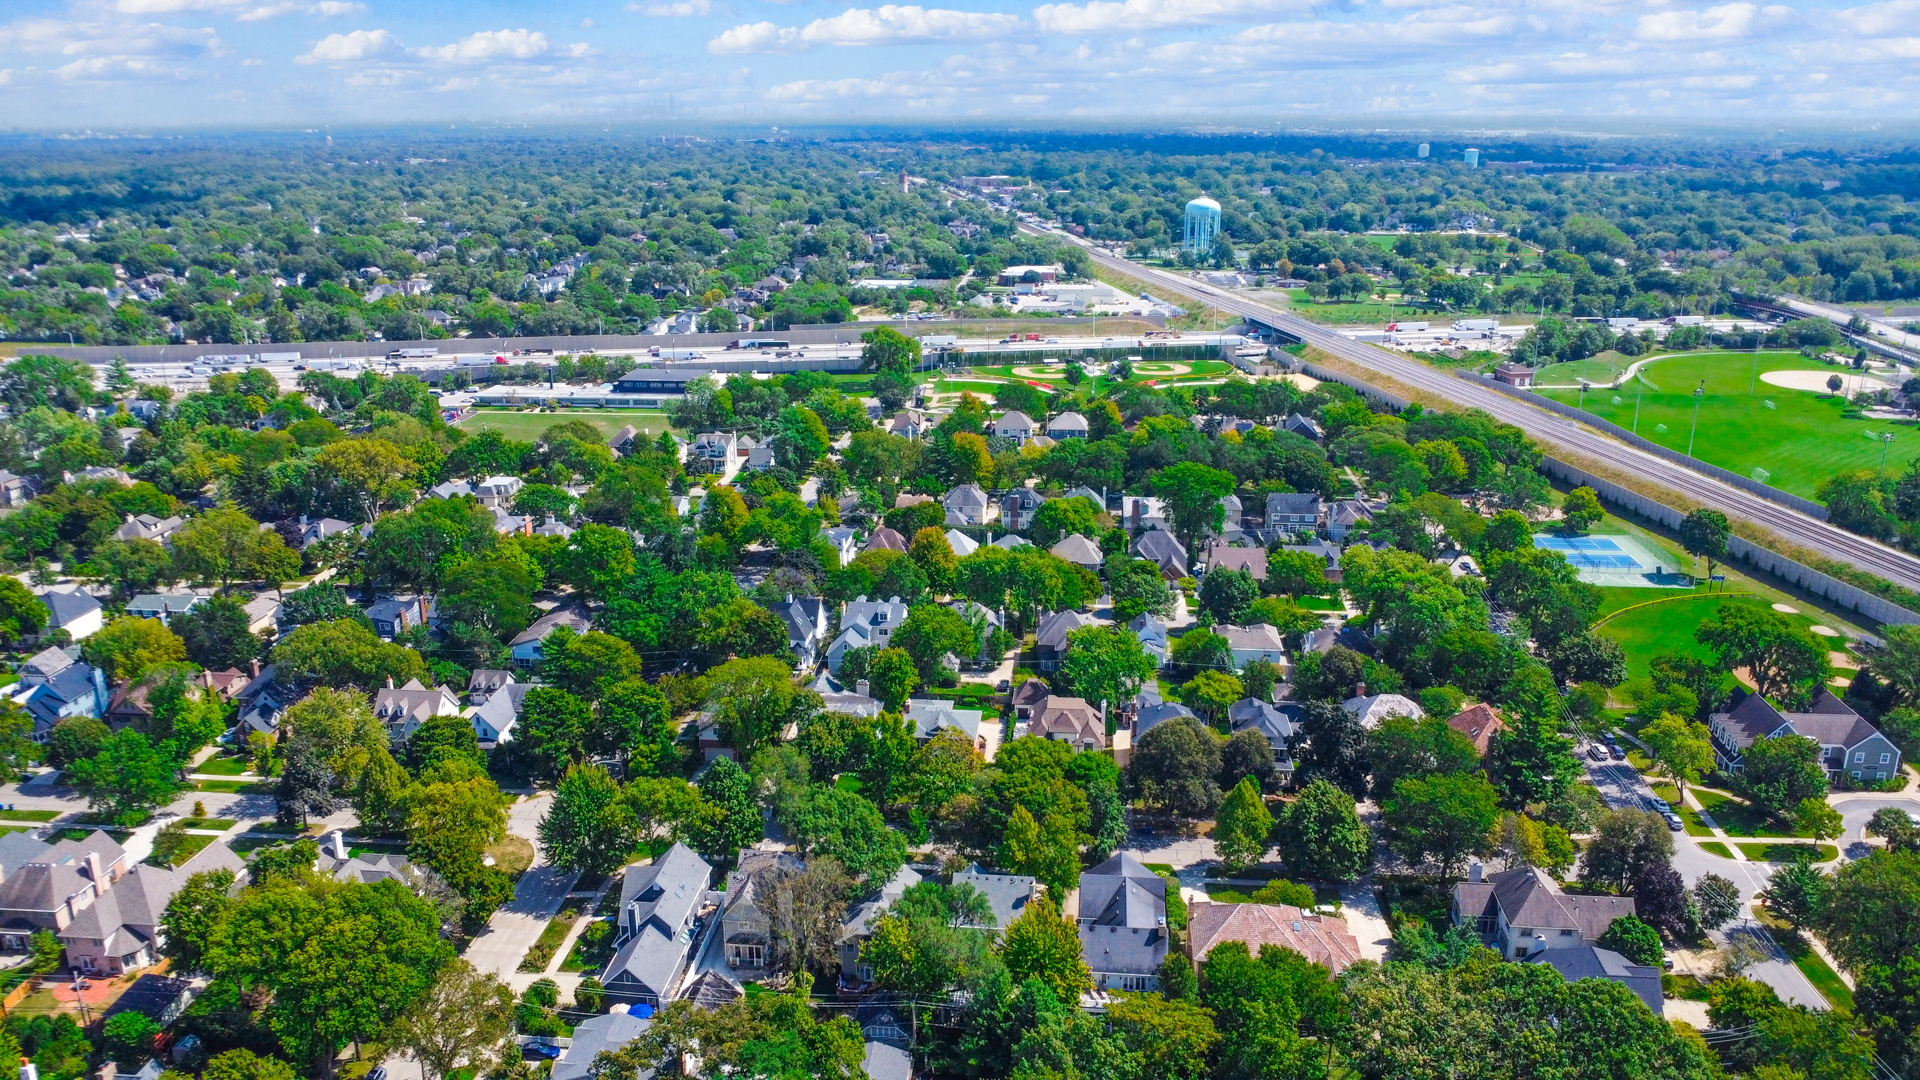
1183,195,1222,254
1464,147,1480,168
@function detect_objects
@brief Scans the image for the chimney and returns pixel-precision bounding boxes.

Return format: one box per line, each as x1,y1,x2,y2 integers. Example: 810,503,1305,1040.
1354,681,1367,699
1468,861,1484,883
330,829,348,861
85,851,103,886
251,659,260,678
386,675,395,689
24,1060,40,1080
856,680,870,698
94,1066,112,1080
417,595,429,626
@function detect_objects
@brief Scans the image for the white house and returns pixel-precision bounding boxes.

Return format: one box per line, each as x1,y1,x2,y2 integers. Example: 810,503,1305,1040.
943,484,995,527
827,596,912,673
1046,412,1089,439
475,475,524,508
822,527,859,569
945,529,980,557
1344,693,1425,730
993,411,1036,441
38,589,103,642
509,608,593,670
1215,623,1287,670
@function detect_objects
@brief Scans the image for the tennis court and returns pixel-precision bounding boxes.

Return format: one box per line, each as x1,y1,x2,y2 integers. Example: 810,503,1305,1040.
1533,534,1691,588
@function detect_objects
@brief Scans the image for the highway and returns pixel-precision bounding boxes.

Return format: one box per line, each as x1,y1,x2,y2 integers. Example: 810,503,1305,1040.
1019,221,1920,593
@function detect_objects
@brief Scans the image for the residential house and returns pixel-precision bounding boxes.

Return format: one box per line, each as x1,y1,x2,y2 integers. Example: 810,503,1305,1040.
904,699,985,747
991,534,1031,550
1047,412,1089,439
0,471,39,508
952,866,1041,935
127,593,202,624
466,683,529,746
1049,533,1104,570
1451,865,1636,960
534,521,575,540
1076,854,1169,995
243,596,281,635
1282,413,1324,440
1229,698,1301,784
608,425,641,457
474,475,524,507
1265,493,1323,533
888,411,929,441
59,841,243,975
1202,543,1267,581
509,608,592,670
950,601,1004,666
373,678,462,741
298,517,357,549
993,411,1036,442
38,589,103,642
1447,704,1508,760
1328,500,1373,542
1010,677,1053,720
1186,902,1361,972
1033,610,1096,671
551,1011,653,1080
863,526,908,554
601,842,715,1007
691,432,737,467
1344,692,1425,730
822,526,859,569
1064,485,1108,509
943,484,995,527
1493,363,1536,388
945,528,980,557
0,833,51,883
772,595,831,670
1215,494,1247,543
1525,946,1663,1015
740,437,774,471
1215,624,1288,670
1709,688,1903,782
1130,613,1171,668
805,672,883,718
233,663,288,739
0,830,125,950
1032,695,1103,751
1131,530,1188,581
428,480,474,501
112,514,184,544
11,647,107,739
858,1005,914,1080
720,850,804,975
366,596,436,640
1134,694,1199,743
314,831,411,884
839,866,927,988
1001,488,1046,530
1123,496,1167,532
196,668,250,701
827,596,911,673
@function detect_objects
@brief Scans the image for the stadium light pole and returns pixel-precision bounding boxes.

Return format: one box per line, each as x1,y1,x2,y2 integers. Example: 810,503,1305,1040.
1883,432,1896,473
1750,337,1759,394
1687,382,1705,457
1632,374,1644,435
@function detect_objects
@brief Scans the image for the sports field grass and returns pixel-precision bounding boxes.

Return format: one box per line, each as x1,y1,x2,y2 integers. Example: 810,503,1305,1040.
1593,590,1771,685
459,410,672,442
1531,351,1637,387
1538,350,1917,499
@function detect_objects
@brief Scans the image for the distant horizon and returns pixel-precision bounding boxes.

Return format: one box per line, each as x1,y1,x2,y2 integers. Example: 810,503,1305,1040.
3,0,1920,130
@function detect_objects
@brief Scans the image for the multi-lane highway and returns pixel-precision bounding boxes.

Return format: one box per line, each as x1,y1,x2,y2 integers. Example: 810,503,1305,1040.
1021,222,1920,593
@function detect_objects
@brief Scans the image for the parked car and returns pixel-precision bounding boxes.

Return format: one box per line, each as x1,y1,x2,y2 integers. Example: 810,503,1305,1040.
1609,744,1627,760
1663,813,1684,831
1649,797,1671,812
995,679,1011,693
1588,745,1607,762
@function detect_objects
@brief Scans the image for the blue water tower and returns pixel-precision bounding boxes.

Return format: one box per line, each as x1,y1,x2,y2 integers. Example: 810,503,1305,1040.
1183,195,1222,254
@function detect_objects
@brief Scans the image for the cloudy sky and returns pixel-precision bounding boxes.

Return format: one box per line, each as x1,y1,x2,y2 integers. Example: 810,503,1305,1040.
0,0,1915,127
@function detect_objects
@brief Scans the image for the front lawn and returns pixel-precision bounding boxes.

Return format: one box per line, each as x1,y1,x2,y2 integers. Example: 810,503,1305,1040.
1698,841,1734,859
1692,790,1800,838
518,906,580,974
0,809,60,822
154,833,218,867
1753,909,1855,1010
193,779,272,794
195,757,252,776
1735,842,1839,862
182,817,239,831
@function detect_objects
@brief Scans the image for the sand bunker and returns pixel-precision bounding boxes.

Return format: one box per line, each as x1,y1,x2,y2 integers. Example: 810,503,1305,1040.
1759,369,1889,394
1771,603,1800,614
1810,625,1840,637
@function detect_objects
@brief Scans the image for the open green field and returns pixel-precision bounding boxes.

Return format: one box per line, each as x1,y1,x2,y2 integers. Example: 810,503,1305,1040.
1539,350,1916,499
459,410,673,442
1532,351,1638,387
1594,589,1821,687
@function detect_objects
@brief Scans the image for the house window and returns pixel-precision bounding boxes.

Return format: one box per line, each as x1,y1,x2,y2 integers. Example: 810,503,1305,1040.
1120,975,1155,993
1855,751,1865,763
1513,947,1528,959
1882,754,1892,764
728,944,764,968
1852,771,1862,780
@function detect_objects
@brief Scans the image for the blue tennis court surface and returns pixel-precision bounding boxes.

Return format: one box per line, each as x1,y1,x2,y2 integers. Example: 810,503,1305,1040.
1537,535,1641,569
1530,533,1688,588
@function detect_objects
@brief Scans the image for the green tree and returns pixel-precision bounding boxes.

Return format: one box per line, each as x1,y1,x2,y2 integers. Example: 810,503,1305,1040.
271,618,429,689
1679,508,1731,586
65,728,181,824
538,764,637,878
697,756,761,857
202,1050,299,1080
1639,713,1716,800
175,596,263,671
1275,778,1374,882
1214,775,1275,874
1597,913,1664,966
1383,772,1500,879
0,578,47,645
170,507,296,587
101,1011,163,1065
1579,808,1674,892
1738,734,1830,818
1198,565,1259,624
998,895,1091,1004
158,867,236,973
1857,955,1920,1078
83,614,188,681
1489,709,1581,808
1130,714,1223,817
1367,714,1481,801
520,687,594,780
1029,496,1102,548
1763,854,1831,930
1560,486,1603,533
998,804,1082,897
1059,624,1157,716
1108,555,1174,622
867,647,919,712
1822,850,1920,975
1697,605,1828,708
46,715,109,769
893,602,976,679
1182,670,1243,724
859,325,921,378
1106,992,1221,1080
704,656,816,757
1795,796,1844,841
207,878,453,1076
1152,462,1235,555
778,783,908,885
387,958,516,1080
1693,872,1743,930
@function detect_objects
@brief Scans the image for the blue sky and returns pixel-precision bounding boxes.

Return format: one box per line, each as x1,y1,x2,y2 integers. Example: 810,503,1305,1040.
0,0,1916,127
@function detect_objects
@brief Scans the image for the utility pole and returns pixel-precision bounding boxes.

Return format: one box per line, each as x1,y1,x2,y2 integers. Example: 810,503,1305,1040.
1750,337,1760,394
1687,382,1705,457
1632,374,1645,435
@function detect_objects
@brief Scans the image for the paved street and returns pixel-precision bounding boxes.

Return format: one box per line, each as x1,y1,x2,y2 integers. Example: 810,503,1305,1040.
1580,745,1825,1008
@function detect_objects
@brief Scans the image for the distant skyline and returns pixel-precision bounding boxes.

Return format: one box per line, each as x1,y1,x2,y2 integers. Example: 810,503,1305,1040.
1,0,1917,129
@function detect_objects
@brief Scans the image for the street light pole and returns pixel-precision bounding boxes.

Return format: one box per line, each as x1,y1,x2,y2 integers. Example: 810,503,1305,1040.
1883,432,1895,473
1687,382,1705,457
1633,374,1644,435
1750,337,1759,394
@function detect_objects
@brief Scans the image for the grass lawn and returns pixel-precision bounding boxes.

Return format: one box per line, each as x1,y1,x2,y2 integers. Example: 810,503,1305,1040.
458,410,673,442
0,826,35,835
489,835,536,879
1538,350,1917,499
0,809,59,822
194,757,252,776
1754,913,1855,1010
1532,352,1639,387
1595,590,1821,688
182,817,239,831
1295,595,1344,611
1693,790,1800,838
1698,841,1735,858
154,833,217,867
562,917,616,973
1278,293,1416,325
518,906,581,974
193,779,272,794
1736,842,1839,862
230,836,289,854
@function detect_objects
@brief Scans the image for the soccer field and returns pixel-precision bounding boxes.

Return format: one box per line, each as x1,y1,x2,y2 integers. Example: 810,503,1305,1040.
1538,350,1916,499
458,410,673,442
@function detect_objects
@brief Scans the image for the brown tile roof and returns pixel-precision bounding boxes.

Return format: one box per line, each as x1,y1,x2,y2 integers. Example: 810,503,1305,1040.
1186,902,1362,974
1446,703,1508,757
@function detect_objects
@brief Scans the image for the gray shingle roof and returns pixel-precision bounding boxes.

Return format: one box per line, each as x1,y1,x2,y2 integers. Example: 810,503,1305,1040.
951,868,1035,932
1525,945,1664,1015
1078,853,1166,929
552,1011,653,1080
1080,923,1168,977
39,590,101,628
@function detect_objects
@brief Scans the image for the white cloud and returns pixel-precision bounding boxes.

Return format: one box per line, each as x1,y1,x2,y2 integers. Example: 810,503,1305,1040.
1681,73,1757,86
627,0,712,14
1832,0,1919,34
413,28,551,62
1636,2,1760,40
1033,0,1315,35
295,27,393,63
114,0,361,16
710,5,1019,52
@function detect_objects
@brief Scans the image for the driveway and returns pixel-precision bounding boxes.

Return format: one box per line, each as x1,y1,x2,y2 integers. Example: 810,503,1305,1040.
1580,744,1826,1008
464,794,579,979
